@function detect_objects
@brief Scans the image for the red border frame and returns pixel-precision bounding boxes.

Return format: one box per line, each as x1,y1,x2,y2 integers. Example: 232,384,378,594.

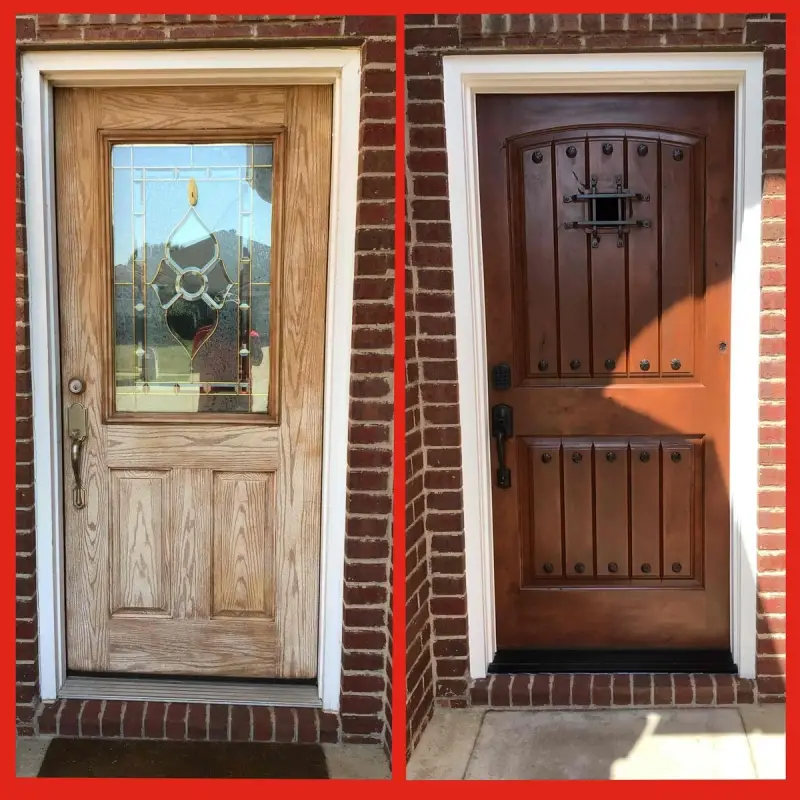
5,5,793,791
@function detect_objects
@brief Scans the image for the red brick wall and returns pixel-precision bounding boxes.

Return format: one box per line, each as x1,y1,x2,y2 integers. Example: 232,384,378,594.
405,166,435,755
404,12,786,746
15,14,396,747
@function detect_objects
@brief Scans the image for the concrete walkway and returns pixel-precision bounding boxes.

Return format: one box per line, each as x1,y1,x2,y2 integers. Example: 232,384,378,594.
16,737,390,779
408,706,785,780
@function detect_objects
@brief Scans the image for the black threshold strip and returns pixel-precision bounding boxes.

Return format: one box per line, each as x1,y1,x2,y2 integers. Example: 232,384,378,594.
488,649,738,674
37,739,330,779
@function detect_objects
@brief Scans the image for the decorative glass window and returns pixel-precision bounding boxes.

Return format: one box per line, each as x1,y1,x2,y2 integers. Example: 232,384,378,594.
111,143,273,414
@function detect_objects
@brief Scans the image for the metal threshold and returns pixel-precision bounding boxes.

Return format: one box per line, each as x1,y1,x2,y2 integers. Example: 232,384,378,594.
58,675,321,707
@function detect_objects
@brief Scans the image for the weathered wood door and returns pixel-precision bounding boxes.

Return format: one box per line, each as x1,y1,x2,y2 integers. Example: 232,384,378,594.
55,85,332,679
477,93,735,669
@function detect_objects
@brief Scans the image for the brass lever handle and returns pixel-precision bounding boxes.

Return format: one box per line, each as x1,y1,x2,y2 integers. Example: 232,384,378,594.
70,435,85,509
67,402,88,510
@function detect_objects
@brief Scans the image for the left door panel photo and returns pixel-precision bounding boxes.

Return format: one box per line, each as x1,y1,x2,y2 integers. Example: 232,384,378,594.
56,85,329,682
16,14,395,778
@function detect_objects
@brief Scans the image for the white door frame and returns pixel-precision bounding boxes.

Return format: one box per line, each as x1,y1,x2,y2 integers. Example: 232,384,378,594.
442,51,763,680
22,47,362,712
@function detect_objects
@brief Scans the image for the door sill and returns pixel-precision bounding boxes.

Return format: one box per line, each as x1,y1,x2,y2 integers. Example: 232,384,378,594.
488,649,737,674
58,675,322,708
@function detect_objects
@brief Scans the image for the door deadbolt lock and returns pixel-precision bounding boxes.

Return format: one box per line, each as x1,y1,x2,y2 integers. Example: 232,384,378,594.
68,377,85,395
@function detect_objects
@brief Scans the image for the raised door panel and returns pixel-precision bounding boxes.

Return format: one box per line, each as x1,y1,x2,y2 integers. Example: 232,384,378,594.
508,129,703,384
520,437,703,588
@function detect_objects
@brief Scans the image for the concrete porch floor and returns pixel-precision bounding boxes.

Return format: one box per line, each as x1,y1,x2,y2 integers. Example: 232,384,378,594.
16,738,390,779
408,706,785,780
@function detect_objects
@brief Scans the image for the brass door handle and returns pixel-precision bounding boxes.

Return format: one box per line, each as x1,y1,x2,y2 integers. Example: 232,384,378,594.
67,402,88,509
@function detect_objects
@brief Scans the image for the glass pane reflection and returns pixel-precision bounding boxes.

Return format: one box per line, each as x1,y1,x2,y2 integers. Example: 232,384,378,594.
111,143,273,414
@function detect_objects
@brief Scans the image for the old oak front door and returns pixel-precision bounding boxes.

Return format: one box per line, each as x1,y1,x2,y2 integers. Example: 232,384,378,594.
56,85,331,679
477,93,735,672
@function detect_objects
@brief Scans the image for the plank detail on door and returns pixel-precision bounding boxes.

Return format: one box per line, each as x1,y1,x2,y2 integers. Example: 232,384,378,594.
477,93,734,662
55,85,332,680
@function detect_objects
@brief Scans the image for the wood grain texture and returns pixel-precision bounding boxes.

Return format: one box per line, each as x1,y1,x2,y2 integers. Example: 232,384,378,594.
171,469,212,619
56,84,330,679
57,88,111,671
274,86,332,677
96,86,286,130
108,618,277,676
106,426,279,470
110,471,169,614
212,473,274,618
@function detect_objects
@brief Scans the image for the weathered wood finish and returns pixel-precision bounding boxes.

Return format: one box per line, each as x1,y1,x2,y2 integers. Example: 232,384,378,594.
478,93,734,651
56,85,331,679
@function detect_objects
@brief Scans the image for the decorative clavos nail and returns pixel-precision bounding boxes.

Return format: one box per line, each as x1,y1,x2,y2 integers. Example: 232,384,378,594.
566,145,578,158
671,452,682,463
606,452,616,463
641,563,652,574
605,358,616,370
608,562,619,573
672,562,682,574
574,562,586,574
570,359,581,370
602,143,613,155
572,452,583,464
532,150,544,164
640,359,650,371
639,451,650,463
673,148,684,161
541,452,552,464
671,358,681,370
543,562,554,574
637,143,649,156
538,359,549,371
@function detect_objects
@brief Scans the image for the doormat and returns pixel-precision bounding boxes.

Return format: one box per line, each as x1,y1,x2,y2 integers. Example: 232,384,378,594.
37,738,330,778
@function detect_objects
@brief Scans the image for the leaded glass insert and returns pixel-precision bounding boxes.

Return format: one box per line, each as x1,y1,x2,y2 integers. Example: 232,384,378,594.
111,143,273,413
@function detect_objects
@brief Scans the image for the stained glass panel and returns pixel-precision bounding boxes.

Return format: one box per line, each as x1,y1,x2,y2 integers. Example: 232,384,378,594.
111,143,273,414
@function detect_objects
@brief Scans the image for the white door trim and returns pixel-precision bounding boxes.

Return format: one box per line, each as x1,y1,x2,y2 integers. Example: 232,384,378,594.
22,47,362,712
442,51,764,680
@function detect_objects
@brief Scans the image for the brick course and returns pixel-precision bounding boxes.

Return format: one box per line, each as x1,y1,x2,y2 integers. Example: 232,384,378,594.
15,14,395,751
469,674,757,709
405,12,786,755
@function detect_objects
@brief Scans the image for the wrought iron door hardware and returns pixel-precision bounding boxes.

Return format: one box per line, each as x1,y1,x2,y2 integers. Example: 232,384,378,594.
563,175,651,247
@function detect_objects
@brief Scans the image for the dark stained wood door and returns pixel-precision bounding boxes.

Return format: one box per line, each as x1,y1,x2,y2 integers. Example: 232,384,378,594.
477,93,734,664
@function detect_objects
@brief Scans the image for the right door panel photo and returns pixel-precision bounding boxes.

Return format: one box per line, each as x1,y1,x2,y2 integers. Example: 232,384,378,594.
404,12,785,781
